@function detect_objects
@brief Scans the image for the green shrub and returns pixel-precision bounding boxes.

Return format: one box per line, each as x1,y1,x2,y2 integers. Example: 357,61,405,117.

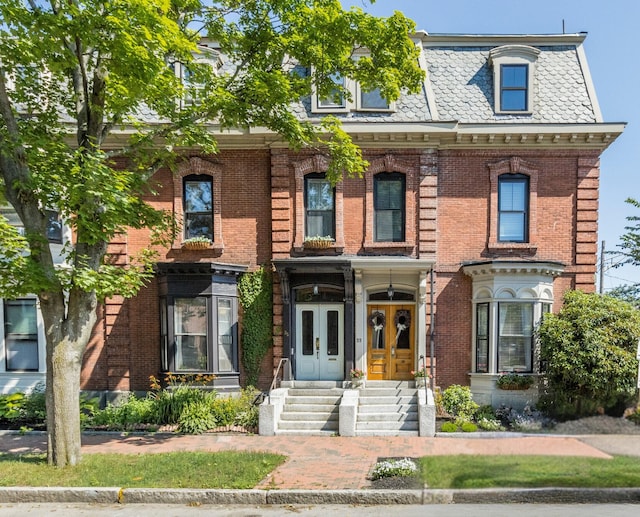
177,400,217,434
151,385,211,425
0,393,25,421
441,385,478,420
460,421,478,433
210,396,238,427
476,417,505,431
440,421,458,433
90,395,156,430
475,404,496,421
538,290,640,420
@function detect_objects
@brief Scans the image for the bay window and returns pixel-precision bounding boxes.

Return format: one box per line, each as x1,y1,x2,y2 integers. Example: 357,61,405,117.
158,263,245,388
497,303,533,372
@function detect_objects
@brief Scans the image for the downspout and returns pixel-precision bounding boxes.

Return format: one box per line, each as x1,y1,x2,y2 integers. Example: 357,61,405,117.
429,268,435,383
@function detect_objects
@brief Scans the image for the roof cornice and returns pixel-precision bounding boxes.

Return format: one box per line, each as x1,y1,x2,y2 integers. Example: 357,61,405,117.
95,120,625,152
419,33,587,46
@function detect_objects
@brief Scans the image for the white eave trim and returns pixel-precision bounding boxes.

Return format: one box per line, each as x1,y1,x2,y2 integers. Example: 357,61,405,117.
576,42,604,122
462,261,565,278
351,257,434,272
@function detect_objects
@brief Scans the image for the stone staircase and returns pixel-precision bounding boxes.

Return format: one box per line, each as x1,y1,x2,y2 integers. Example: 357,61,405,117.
275,381,344,435
356,380,419,436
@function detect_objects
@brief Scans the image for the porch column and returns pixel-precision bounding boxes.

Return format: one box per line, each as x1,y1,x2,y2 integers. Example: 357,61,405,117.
343,265,355,374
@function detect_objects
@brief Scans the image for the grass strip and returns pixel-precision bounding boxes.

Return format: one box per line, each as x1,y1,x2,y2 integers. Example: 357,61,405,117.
420,455,640,489
0,451,285,489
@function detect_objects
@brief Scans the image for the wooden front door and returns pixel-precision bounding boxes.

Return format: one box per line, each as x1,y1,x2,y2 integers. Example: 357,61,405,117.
366,305,415,380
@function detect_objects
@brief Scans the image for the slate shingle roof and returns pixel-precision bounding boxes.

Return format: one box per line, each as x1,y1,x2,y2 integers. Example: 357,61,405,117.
424,44,597,124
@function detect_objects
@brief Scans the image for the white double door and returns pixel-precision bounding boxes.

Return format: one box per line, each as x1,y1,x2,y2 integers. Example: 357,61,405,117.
295,304,344,381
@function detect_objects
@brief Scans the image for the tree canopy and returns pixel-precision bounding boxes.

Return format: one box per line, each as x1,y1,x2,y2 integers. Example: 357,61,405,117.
0,0,424,466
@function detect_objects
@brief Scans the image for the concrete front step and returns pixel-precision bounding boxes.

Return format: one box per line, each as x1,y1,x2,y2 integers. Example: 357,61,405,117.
357,412,417,422
358,396,417,405
358,404,417,414
358,388,418,397
277,420,339,431
356,429,420,436
287,389,344,398
356,420,419,431
280,411,339,421
285,396,342,405
364,380,414,388
283,403,340,413
281,381,343,389
275,429,339,436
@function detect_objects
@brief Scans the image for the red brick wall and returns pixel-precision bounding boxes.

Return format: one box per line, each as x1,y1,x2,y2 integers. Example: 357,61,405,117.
81,150,273,392
433,149,600,388
81,147,601,393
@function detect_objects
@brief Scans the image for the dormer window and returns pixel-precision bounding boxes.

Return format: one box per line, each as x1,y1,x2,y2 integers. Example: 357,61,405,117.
489,45,540,114
357,85,390,111
171,44,221,110
316,73,347,111
500,64,528,111
311,61,394,114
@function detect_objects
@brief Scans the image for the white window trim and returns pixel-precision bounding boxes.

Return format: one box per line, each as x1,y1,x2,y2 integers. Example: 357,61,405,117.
172,157,223,251
489,45,540,115
172,44,222,110
311,73,350,113
355,82,395,112
0,296,47,376
310,65,396,114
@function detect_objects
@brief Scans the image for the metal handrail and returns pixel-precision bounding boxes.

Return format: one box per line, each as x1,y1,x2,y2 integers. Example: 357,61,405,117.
267,358,289,401
418,354,430,399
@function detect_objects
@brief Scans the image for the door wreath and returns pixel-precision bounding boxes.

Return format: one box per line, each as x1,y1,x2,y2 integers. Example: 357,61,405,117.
394,309,411,344
368,311,386,331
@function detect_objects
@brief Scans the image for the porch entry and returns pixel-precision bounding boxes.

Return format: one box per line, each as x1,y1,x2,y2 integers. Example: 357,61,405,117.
367,304,415,380
295,304,344,380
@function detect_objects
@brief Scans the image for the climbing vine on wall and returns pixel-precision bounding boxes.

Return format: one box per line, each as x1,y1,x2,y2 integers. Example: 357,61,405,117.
238,265,273,387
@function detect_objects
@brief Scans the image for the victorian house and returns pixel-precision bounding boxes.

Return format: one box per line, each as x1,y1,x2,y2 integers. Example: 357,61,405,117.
1,31,623,430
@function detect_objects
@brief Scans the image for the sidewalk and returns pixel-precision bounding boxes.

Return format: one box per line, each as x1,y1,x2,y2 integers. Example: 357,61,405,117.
1,431,640,505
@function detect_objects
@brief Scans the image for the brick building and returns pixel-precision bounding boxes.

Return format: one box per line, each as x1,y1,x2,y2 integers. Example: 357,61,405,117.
0,32,623,410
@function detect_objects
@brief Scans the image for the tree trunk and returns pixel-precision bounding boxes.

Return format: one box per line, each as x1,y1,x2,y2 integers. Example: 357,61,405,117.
41,289,98,467
45,338,83,466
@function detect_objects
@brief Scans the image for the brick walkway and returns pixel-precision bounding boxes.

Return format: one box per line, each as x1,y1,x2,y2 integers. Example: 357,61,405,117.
0,432,614,489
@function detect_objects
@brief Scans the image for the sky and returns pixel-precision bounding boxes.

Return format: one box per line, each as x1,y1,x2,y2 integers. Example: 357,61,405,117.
348,0,640,292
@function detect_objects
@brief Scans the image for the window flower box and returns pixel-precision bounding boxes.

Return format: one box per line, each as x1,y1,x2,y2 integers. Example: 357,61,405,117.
303,236,334,249
496,372,534,390
182,237,212,250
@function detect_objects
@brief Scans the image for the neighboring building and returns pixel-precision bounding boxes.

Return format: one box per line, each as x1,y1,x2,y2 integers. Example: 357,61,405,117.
1,32,624,409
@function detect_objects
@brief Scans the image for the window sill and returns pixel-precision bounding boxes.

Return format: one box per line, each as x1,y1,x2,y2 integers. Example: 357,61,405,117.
363,241,415,251
488,242,537,254
175,242,224,252
293,244,344,254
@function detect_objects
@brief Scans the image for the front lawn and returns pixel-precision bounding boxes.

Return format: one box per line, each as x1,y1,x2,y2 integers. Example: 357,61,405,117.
0,451,285,489
421,455,640,489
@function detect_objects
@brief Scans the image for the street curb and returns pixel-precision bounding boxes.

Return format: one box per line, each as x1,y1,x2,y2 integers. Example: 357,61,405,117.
1,487,640,505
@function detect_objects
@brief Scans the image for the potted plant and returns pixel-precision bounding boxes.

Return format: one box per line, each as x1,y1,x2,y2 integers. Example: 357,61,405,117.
303,235,335,249
411,368,429,388
350,368,365,388
496,372,534,390
182,236,212,250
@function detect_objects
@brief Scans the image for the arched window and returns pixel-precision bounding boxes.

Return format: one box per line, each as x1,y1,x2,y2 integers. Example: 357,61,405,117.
183,174,213,240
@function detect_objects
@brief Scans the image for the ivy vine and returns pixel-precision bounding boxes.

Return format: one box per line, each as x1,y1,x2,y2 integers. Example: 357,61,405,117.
238,265,273,387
